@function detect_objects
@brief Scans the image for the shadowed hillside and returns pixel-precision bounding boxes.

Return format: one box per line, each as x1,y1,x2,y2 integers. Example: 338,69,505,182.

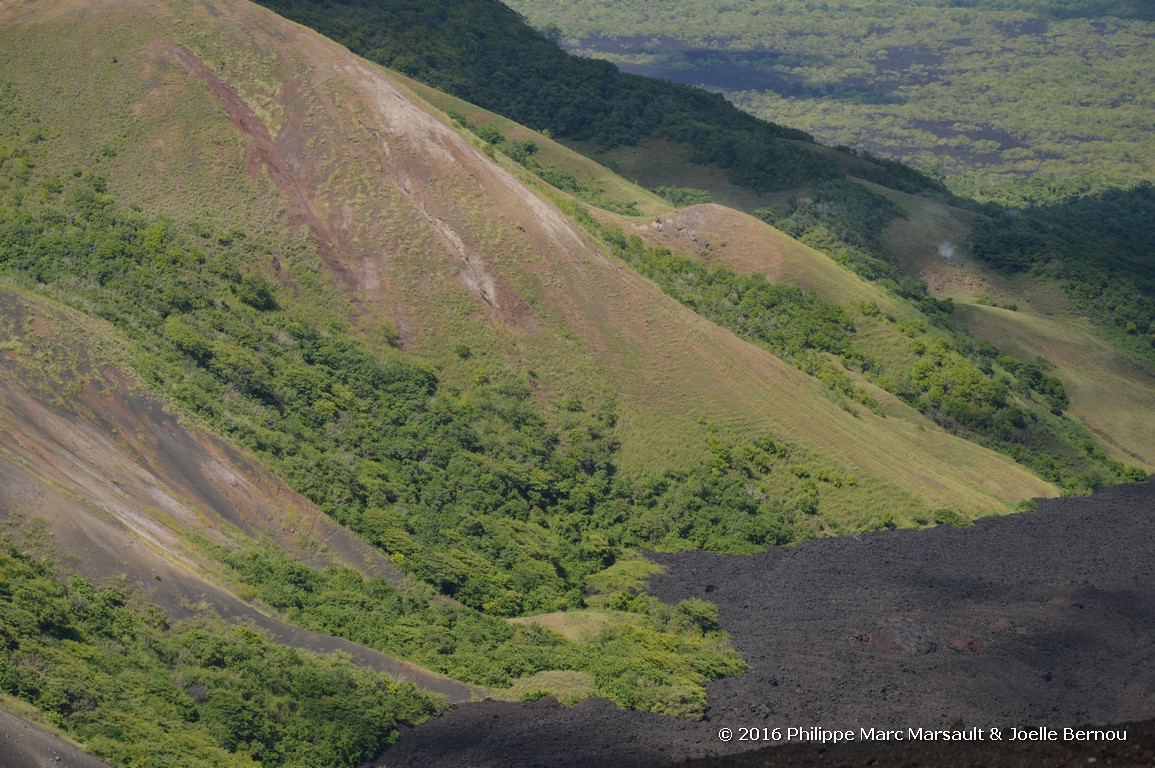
248,0,943,198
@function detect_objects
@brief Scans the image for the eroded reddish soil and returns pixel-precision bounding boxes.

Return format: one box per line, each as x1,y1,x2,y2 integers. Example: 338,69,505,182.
379,478,1155,767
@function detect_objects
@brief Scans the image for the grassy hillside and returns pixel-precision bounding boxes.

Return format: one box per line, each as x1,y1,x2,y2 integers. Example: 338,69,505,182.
867,182,1155,470
0,272,760,735
0,114,754,693
1,0,1073,507
593,203,1146,488
954,303,1155,468
248,0,1153,458
0,0,1062,736
0,0,1149,763
501,0,1155,365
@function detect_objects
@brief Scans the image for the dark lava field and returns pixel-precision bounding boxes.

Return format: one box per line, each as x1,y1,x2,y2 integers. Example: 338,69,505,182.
379,478,1155,768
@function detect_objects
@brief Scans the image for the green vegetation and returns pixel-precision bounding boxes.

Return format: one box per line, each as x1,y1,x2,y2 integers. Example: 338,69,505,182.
779,180,907,251
969,183,1155,363
933,507,973,528
562,202,880,411
230,0,1152,476
740,176,1150,485
0,98,898,611
561,202,1142,493
765,179,950,308
0,539,440,768
507,0,1155,202
0,88,799,721
447,109,640,214
210,543,745,717
0,2,1149,759
249,0,867,194
652,186,712,206
242,0,1152,371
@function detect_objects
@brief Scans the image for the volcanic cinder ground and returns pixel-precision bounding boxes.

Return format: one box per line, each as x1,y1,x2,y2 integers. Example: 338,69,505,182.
380,478,1155,767
0,709,113,768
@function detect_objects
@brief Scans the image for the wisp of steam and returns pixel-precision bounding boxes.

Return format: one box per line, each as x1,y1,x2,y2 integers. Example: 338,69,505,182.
938,241,957,262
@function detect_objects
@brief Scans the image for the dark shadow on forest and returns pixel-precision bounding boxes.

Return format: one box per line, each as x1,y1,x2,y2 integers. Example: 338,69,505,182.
573,37,907,104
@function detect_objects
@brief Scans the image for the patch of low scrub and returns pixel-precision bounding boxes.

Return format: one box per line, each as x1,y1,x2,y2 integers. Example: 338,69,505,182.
499,670,596,705
0,540,440,768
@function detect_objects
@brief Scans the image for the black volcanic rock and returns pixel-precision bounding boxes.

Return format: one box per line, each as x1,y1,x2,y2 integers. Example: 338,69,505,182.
379,478,1155,767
